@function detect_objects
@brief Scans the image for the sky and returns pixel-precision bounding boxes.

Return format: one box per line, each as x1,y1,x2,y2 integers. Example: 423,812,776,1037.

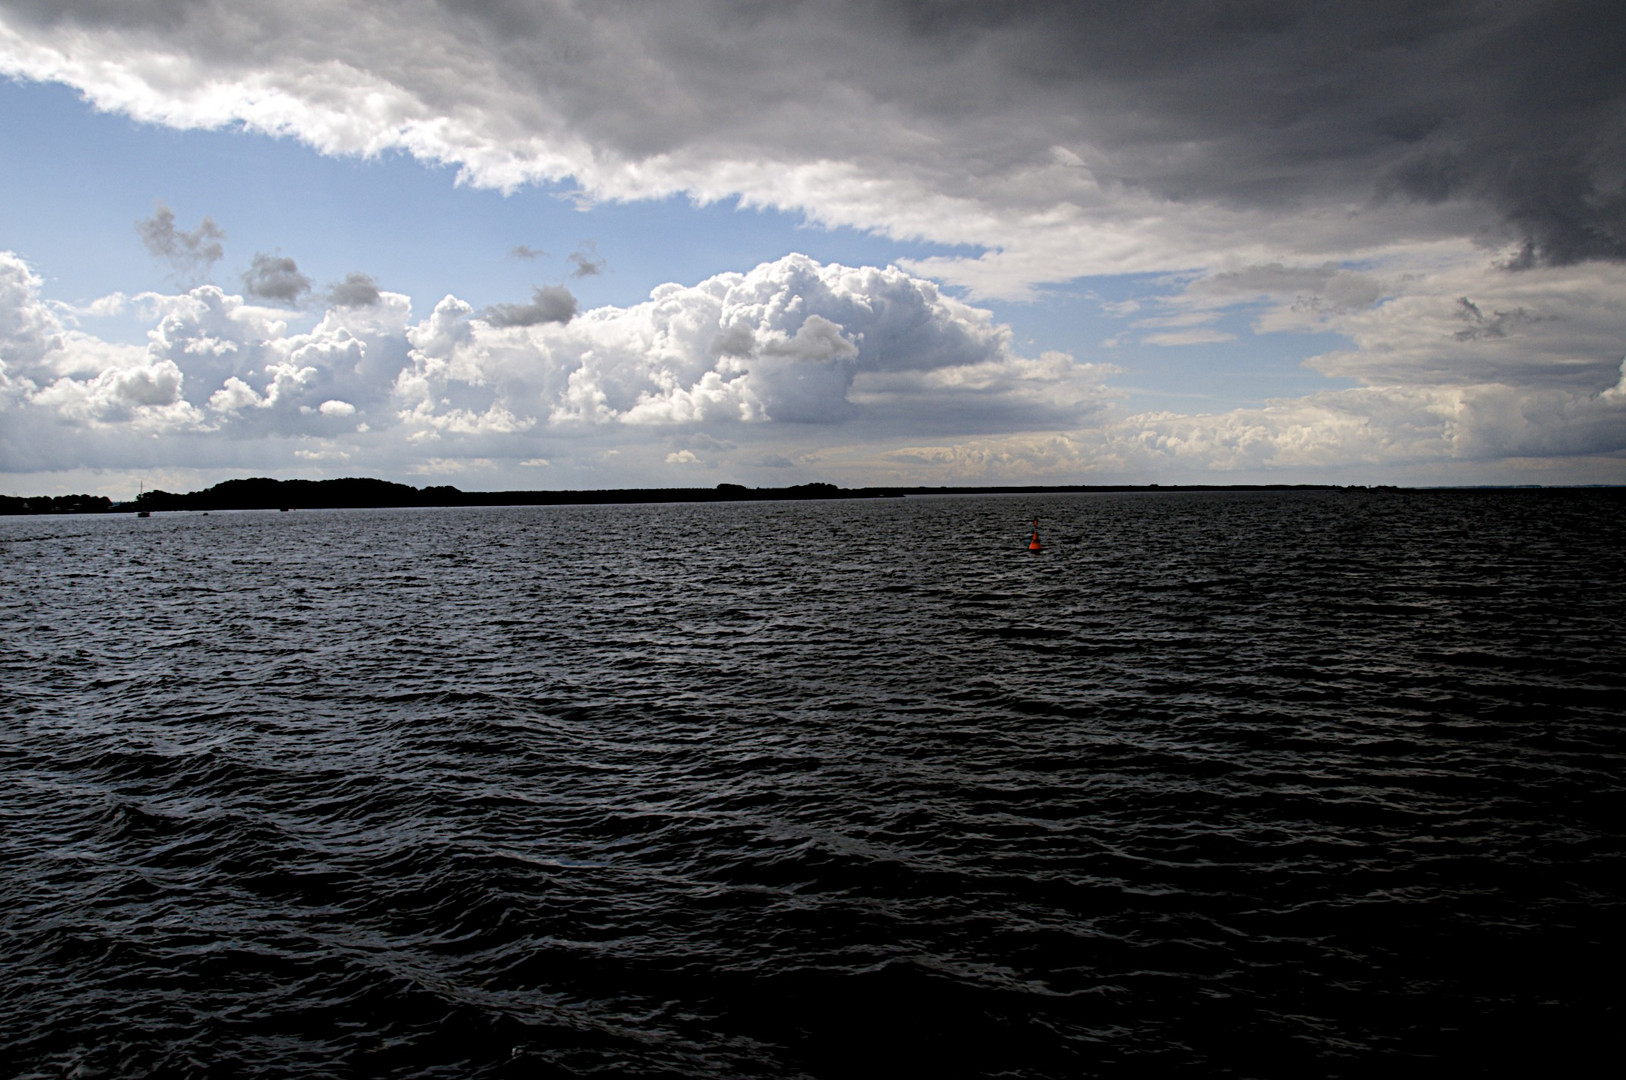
2,1,1624,497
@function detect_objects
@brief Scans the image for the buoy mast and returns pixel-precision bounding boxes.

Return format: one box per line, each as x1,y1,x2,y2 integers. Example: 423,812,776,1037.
1029,517,1042,553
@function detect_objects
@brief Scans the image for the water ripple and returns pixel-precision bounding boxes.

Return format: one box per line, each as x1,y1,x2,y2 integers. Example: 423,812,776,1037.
3,490,1623,1077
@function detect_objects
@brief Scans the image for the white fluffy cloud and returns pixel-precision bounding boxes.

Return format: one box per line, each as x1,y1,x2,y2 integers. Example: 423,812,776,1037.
0,251,191,429
0,250,66,384
6,244,1623,490
393,254,1109,436
1,249,1121,483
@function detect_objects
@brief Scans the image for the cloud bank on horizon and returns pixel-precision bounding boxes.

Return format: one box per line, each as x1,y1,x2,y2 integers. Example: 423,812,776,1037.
1,0,1624,492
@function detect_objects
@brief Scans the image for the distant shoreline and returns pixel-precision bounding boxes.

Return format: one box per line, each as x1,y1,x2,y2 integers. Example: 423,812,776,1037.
4,477,1622,516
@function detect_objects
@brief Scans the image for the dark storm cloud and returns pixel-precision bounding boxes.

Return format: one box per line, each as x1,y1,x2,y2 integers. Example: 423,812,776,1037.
484,285,577,327
860,0,1626,266
241,252,312,306
876,3,1618,265
135,202,223,277
327,271,381,308
418,0,1626,265
14,0,1626,269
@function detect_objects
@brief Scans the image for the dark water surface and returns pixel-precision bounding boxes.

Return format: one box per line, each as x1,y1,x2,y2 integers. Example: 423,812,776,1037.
3,490,1623,1077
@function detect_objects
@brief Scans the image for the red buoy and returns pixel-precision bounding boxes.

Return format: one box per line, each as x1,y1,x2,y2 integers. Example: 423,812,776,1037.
1028,517,1042,552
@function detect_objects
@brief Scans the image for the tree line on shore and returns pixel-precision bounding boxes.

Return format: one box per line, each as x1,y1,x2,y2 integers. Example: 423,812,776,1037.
0,475,1402,516
2,477,857,514
0,493,116,515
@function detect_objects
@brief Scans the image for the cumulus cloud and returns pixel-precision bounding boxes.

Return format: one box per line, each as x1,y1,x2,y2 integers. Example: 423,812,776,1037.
241,253,313,306
387,254,1125,440
327,272,381,308
135,202,223,279
6,1,1622,301
5,246,1625,488
33,358,191,426
483,286,578,328
0,253,203,451
508,245,545,260
52,293,130,320
0,250,65,383
710,322,756,358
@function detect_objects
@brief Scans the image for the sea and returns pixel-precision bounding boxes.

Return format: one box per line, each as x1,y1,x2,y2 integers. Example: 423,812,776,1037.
2,489,1622,1078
